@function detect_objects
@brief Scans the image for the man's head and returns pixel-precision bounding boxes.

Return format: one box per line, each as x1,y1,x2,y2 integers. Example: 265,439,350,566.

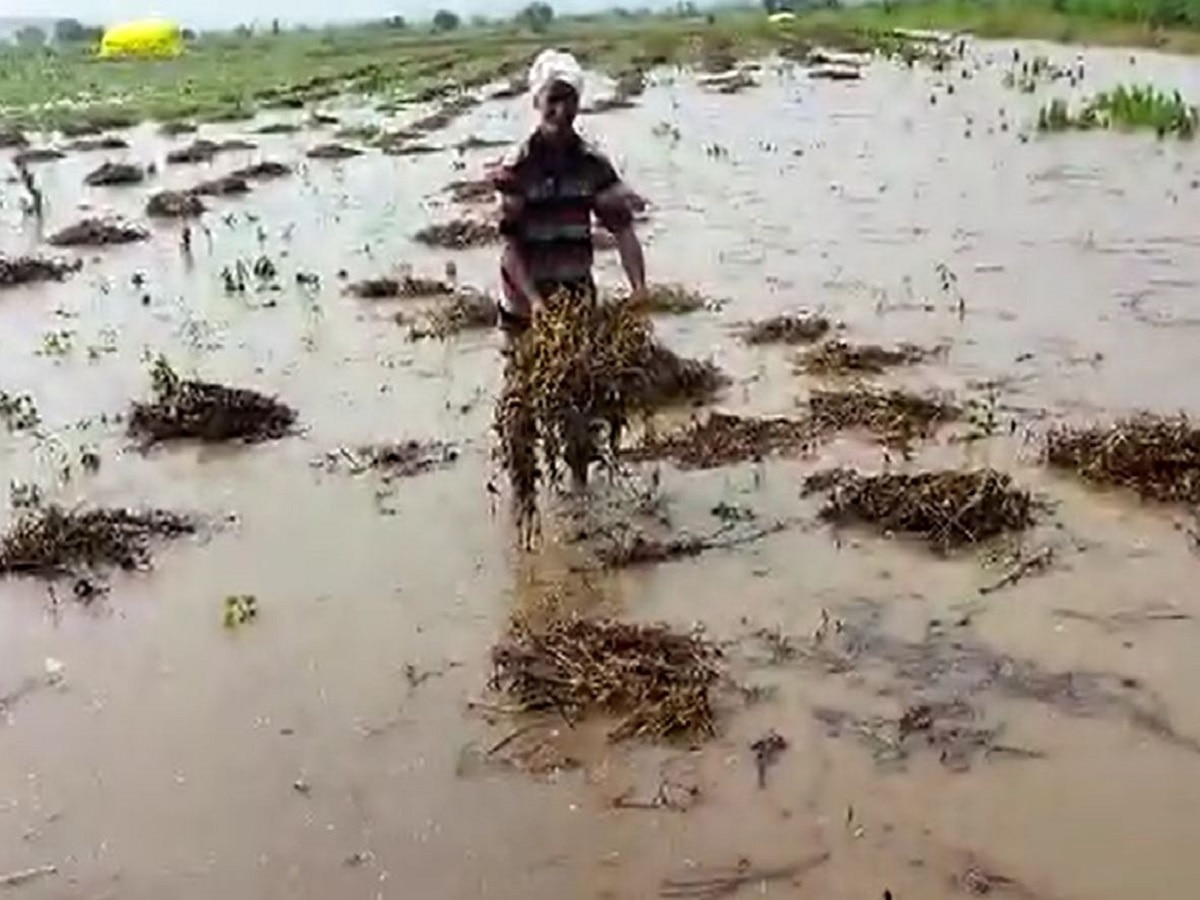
529,49,582,140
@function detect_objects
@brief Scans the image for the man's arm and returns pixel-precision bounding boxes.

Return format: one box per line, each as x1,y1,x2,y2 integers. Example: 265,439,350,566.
495,177,543,316
613,226,645,296
501,235,543,315
595,184,645,296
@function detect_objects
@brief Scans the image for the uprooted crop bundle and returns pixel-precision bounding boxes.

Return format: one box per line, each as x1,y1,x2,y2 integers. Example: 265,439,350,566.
807,386,959,445
0,254,81,288
494,294,724,533
806,468,1034,552
0,504,195,576
490,616,722,741
128,357,297,445
1045,414,1200,505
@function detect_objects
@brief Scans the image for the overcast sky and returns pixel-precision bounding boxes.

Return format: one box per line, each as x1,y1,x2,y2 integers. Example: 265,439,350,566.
2,0,639,29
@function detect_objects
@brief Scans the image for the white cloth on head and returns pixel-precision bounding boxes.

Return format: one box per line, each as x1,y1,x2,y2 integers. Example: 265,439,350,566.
528,49,583,100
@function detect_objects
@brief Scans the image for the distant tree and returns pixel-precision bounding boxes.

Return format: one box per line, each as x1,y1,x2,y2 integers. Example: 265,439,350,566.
271,18,281,35
470,14,491,27
515,2,555,32
432,9,461,31
384,15,408,28
54,19,88,43
182,28,197,40
15,25,47,48
762,0,780,13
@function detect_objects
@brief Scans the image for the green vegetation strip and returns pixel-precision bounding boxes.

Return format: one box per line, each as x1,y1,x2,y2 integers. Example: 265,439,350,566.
1039,84,1197,137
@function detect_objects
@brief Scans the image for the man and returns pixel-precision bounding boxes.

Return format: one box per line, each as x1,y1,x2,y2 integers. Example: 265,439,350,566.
493,49,646,335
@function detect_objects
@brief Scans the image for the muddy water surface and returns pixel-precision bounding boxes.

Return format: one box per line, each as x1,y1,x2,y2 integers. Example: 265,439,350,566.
3,37,1200,900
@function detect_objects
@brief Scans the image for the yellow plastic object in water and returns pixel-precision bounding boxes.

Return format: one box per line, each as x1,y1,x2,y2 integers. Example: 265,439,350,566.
768,12,797,24
98,19,184,60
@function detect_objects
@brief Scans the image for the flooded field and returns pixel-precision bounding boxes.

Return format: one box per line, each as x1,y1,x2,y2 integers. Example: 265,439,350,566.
4,32,1200,900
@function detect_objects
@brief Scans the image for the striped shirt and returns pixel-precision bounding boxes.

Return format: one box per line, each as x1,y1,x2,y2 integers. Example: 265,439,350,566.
494,129,632,313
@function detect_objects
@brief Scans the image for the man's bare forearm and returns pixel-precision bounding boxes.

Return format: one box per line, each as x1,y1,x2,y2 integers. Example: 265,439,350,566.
501,240,542,314
615,227,646,295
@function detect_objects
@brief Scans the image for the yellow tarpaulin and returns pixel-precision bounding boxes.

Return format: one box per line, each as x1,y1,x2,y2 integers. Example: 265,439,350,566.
98,19,184,59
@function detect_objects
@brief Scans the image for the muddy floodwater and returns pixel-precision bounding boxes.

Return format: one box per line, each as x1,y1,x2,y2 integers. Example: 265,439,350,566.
4,36,1200,900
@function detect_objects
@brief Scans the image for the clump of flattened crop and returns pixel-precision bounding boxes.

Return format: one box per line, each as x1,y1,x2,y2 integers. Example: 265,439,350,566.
347,274,454,299
321,440,459,478
146,190,206,218
166,140,221,164
414,290,498,337
0,254,81,288
490,616,722,741
0,504,195,577
83,162,144,186
626,412,813,470
189,174,250,196
1045,414,1200,505
743,313,831,346
444,177,494,204
413,218,499,249
798,339,931,374
128,356,296,445
628,283,715,316
306,142,363,160
48,218,147,247
230,161,291,180
807,386,958,445
803,468,1034,552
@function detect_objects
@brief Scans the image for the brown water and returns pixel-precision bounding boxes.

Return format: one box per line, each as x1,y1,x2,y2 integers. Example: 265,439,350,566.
3,37,1200,899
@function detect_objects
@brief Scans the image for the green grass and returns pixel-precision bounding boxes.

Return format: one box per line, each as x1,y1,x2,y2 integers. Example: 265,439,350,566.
796,0,1200,52
1038,83,1198,135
